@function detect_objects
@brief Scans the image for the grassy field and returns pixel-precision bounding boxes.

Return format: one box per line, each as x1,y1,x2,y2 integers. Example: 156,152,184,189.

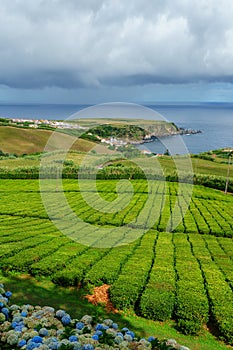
0,126,111,155
0,179,232,346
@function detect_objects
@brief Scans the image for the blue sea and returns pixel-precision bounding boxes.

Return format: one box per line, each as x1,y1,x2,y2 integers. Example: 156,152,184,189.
0,102,232,154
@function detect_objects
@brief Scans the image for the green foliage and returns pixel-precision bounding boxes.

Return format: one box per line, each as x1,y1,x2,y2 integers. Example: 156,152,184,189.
0,179,232,344
110,231,157,309
85,124,146,140
80,133,100,142
140,233,176,321
52,248,109,286
84,242,138,285
189,234,233,344
192,154,214,161
60,326,76,340
98,329,115,346
58,344,74,350
173,234,209,335
0,160,232,194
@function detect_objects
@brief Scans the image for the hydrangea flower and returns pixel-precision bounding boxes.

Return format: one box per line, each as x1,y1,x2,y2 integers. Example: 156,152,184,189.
21,310,28,317
94,330,103,336
7,333,19,345
69,335,78,342
116,332,124,338
12,315,23,323
73,342,82,350
166,338,177,346
43,307,55,314
82,344,94,350
124,334,133,342
126,330,135,339
44,337,59,350
76,321,84,330
32,335,43,343
15,324,24,332
26,341,40,350
148,336,155,342
55,310,66,318
114,335,124,344
1,307,9,316
61,314,71,325
112,322,118,329
18,339,27,347
103,319,113,326
39,328,49,337
5,291,12,298
10,304,20,311
95,323,104,331
80,315,92,324
92,334,99,341
139,338,150,347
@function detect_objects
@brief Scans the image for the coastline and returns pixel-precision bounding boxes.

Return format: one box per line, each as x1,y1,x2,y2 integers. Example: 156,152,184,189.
130,128,202,145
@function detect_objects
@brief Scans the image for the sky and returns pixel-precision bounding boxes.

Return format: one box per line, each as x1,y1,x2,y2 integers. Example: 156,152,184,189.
1,0,233,104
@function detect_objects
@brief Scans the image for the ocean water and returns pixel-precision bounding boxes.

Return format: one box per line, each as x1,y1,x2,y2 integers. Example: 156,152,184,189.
0,102,232,154
148,103,233,155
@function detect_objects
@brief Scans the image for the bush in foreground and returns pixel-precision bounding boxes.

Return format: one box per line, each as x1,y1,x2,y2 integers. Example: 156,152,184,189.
0,284,190,350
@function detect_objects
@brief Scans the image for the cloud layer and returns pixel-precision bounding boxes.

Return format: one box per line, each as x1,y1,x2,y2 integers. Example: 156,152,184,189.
1,0,233,88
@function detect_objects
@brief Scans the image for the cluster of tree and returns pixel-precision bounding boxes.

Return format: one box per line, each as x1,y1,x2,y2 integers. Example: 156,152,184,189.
83,124,146,141
0,150,18,158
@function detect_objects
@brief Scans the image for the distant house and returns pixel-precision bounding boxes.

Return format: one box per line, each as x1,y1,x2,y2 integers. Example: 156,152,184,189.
141,149,152,155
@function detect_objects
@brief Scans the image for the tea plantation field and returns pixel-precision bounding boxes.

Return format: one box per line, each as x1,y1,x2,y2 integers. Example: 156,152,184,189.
0,179,233,344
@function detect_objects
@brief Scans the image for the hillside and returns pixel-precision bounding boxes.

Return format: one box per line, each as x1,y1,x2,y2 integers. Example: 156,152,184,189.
0,125,111,155
76,118,181,141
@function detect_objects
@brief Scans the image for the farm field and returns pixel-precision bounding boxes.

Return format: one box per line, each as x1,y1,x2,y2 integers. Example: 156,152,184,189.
0,179,233,345
0,150,233,181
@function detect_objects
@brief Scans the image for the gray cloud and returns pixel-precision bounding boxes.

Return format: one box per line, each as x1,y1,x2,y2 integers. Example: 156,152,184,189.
0,0,233,89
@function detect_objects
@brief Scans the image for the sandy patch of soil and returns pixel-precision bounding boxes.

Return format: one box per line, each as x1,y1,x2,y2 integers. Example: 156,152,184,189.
84,284,118,313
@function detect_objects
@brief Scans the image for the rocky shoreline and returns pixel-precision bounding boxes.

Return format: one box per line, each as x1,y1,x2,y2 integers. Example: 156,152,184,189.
130,128,202,145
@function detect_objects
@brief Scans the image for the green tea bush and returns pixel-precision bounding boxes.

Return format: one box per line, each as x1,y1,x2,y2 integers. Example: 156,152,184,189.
140,233,175,321
110,231,157,309
174,234,209,335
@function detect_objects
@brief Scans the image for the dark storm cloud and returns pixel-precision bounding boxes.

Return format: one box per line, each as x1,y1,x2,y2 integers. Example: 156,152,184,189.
0,0,233,89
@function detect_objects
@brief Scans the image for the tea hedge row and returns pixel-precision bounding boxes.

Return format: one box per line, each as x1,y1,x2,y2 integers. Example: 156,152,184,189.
173,234,209,335
203,235,233,290
189,234,233,344
84,239,141,285
110,230,158,309
140,233,176,321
